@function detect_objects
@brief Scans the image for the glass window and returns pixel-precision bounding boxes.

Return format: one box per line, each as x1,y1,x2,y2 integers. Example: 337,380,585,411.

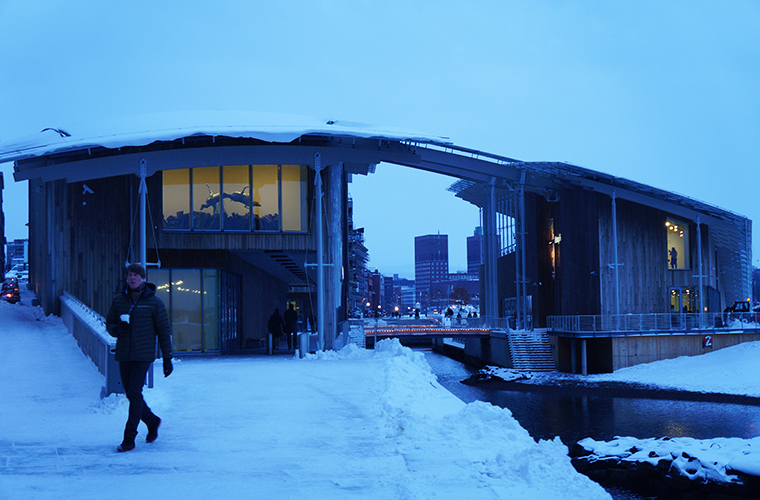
192,166,221,230
148,268,221,353
161,164,307,233
151,268,172,314
669,287,695,313
222,165,251,231
253,164,279,230
171,269,202,352
666,218,690,270
281,164,307,231
163,169,191,230
202,269,220,351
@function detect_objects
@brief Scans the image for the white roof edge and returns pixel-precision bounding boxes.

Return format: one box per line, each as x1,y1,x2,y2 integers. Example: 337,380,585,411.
0,110,452,164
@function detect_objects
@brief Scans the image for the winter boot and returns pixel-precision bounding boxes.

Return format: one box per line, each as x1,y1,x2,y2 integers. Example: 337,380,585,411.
117,438,135,452
146,417,161,443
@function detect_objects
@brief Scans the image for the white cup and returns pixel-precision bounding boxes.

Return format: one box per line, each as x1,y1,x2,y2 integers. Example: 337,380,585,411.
120,314,130,324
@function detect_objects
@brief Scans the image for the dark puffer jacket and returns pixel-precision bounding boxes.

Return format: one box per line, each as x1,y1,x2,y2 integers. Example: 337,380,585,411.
106,283,172,362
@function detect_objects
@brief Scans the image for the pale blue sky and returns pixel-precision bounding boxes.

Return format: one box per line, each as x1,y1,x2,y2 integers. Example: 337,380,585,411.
1,0,758,277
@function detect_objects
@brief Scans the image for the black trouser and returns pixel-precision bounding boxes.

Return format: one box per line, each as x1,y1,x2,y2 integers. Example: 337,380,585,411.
119,361,159,440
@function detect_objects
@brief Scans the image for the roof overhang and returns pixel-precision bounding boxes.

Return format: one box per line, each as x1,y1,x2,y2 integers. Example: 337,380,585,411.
0,110,451,167
1,110,749,240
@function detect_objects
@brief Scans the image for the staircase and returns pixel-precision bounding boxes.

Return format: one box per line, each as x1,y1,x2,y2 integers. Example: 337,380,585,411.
508,328,556,372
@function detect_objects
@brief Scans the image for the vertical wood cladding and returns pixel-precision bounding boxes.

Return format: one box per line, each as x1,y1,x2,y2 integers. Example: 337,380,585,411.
32,171,317,334
67,176,134,317
554,189,602,317
598,198,668,315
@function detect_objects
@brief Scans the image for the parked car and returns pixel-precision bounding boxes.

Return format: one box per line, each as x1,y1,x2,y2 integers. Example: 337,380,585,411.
723,300,759,324
1,277,20,304
2,277,19,292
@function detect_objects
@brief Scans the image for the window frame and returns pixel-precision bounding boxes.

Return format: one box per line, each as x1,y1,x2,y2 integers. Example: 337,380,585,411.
161,164,308,233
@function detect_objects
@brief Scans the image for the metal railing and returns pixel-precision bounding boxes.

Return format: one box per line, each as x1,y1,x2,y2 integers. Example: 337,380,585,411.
59,292,126,397
547,312,760,337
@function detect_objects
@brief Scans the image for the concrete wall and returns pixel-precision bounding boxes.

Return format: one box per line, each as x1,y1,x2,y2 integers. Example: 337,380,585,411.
432,332,512,368
611,333,760,371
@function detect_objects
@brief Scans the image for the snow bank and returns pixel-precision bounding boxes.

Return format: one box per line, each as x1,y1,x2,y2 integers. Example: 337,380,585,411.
586,340,760,397
344,339,611,499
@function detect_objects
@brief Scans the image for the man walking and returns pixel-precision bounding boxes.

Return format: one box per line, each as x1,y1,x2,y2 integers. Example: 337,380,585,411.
106,263,173,452
283,303,298,350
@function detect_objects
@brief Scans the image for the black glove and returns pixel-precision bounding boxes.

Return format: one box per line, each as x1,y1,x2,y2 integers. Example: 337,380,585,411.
163,357,173,377
115,322,129,335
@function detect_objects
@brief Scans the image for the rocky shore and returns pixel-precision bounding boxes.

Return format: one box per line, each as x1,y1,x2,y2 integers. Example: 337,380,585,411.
570,442,760,500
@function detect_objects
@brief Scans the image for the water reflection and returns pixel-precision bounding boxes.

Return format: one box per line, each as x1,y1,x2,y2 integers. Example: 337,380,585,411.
422,349,760,445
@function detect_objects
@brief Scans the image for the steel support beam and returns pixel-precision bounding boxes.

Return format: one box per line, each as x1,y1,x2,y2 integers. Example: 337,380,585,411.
482,181,499,319
314,153,325,351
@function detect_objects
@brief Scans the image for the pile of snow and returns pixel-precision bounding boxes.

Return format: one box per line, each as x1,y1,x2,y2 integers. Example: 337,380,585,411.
304,339,611,499
578,435,760,484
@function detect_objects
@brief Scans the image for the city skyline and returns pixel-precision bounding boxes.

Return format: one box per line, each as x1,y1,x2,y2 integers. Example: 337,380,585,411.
1,2,758,270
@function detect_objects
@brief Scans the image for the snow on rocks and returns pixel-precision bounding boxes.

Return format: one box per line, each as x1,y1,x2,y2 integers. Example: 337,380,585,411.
573,435,760,498
577,435,760,483
462,365,533,384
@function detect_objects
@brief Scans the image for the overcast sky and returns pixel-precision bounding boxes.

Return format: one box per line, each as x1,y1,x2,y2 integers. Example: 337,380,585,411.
1,0,758,278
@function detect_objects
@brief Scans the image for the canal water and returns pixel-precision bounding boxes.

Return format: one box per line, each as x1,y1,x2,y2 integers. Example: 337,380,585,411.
421,348,760,499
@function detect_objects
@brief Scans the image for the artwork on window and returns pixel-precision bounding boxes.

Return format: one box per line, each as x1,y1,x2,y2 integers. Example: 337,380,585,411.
162,164,307,232
223,165,253,230
192,166,221,230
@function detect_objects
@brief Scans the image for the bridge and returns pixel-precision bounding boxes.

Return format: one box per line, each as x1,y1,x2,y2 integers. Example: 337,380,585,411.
343,318,494,348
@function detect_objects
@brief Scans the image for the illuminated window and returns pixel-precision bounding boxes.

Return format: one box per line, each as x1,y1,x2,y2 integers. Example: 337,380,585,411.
162,169,191,230
253,165,279,230
162,165,307,232
193,167,221,230
666,217,690,270
223,165,251,231
281,164,308,231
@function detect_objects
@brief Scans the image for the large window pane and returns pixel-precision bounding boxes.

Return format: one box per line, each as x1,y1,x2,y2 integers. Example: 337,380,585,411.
253,164,279,230
666,218,690,270
193,166,221,230
171,270,202,352
222,165,251,231
281,164,307,231
202,269,220,351
163,169,190,230
149,268,172,314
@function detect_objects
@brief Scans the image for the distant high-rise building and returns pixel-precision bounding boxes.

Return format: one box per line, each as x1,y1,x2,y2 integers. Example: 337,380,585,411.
414,234,448,306
467,227,483,274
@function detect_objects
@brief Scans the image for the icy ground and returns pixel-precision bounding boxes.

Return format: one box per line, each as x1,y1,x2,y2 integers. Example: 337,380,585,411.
0,289,610,500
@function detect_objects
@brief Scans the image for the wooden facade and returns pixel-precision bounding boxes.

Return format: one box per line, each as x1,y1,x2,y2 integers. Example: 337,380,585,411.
26,156,348,354
499,186,732,327
4,113,750,369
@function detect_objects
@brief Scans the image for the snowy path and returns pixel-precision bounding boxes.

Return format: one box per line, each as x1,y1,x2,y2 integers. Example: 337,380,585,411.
0,293,610,500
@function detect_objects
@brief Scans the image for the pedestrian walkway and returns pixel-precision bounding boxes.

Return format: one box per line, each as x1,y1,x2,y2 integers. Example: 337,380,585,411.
0,288,610,500
0,291,400,499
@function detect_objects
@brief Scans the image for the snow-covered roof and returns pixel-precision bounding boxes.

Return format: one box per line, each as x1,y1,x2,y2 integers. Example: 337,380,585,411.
0,110,451,164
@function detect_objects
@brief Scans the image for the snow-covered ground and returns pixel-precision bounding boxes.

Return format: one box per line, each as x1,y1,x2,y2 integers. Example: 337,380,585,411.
3,288,759,499
0,290,609,500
